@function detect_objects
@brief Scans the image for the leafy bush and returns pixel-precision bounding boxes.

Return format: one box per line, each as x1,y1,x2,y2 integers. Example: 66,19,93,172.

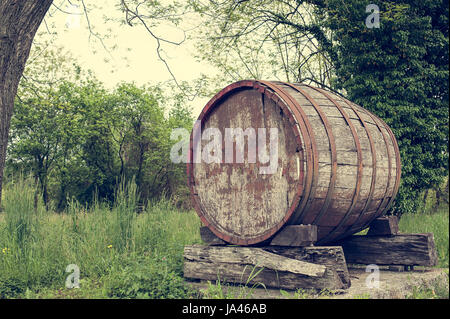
102,256,192,299
0,277,27,299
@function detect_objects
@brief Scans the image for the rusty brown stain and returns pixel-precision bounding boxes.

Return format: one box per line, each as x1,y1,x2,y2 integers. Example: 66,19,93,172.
188,80,305,245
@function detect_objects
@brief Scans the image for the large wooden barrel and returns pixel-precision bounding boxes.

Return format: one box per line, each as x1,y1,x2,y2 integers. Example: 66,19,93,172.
187,80,401,245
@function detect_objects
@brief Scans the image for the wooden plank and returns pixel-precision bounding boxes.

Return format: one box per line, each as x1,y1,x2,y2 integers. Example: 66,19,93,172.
184,260,344,291
184,245,326,277
269,225,317,246
264,246,351,288
183,245,345,290
202,224,318,247
367,216,399,236
184,245,350,287
335,233,438,266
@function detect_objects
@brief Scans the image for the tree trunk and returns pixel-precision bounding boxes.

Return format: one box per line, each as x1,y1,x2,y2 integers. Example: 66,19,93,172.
0,0,53,207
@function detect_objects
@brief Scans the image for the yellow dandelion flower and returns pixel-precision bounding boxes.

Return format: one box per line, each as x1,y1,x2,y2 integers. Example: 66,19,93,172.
107,244,113,249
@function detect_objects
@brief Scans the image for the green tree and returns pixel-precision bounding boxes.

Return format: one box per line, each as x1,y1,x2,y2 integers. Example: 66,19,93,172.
10,67,194,209
0,0,195,207
8,79,108,209
109,83,166,203
192,0,449,215
58,79,116,208
190,0,334,90
109,82,194,207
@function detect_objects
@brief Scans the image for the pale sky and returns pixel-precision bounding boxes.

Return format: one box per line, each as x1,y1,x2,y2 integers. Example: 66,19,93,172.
34,0,214,117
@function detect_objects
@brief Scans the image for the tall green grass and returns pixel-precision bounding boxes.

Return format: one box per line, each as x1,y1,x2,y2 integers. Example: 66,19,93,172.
0,176,448,299
0,177,202,298
2,178,40,259
398,204,449,268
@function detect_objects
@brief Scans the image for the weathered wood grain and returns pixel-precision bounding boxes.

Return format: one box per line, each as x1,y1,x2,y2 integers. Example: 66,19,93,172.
191,231,350,286
184,245,326,277
264,246,351,288
367,216,399,236
193,88,300,243
334,233,438,266
183,245,346,290
189,81,401,245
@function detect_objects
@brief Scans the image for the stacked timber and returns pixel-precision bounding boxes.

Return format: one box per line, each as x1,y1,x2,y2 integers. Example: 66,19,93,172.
184,226,350,290
183,81,437,292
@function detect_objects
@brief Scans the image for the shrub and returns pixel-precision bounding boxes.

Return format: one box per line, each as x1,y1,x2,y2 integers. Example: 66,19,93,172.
102,256,192,299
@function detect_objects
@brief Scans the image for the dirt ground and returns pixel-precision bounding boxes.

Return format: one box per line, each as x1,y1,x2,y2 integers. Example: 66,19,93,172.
188,267,449,299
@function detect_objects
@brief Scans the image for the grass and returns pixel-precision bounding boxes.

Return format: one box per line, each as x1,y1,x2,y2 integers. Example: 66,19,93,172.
0,177,448,299
200,266,267,299
0,177,202,298
405,270,449,299
398,204,449,268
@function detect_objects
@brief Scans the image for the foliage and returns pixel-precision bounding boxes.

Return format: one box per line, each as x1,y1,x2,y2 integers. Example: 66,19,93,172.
2,177,40,253
318,0,449,215
102,255,192,299
0,177,201,299
8,47,194,210
202,266,266,299
0,277,27,299
10,79,106,209
406,270,449,299
190,0,334,91
191,0,449,215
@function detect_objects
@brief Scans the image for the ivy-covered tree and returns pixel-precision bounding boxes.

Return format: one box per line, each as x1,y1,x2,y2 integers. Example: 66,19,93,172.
193,0,449,215
324,0,449,214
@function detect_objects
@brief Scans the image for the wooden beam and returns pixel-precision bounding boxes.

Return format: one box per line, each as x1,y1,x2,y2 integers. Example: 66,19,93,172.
265,246,350,288
335,233,438,266
184,245,346,290
367,216,399,236
200,226,227,245
269,225,317,246
184,245,326,277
